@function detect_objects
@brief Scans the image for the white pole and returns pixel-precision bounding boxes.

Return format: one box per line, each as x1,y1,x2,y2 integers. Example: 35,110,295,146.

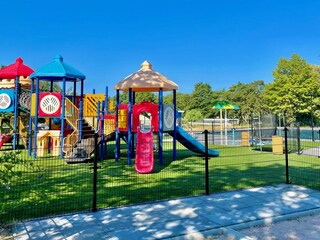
225,109,228,145
220,108,223,145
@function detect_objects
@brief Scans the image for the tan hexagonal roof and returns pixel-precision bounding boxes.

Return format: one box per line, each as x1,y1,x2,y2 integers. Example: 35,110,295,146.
114,61,178,92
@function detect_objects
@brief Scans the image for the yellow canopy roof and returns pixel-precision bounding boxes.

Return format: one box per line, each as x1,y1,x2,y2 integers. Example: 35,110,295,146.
114,61,178,92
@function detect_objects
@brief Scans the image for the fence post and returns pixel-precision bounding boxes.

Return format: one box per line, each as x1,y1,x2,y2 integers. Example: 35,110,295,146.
92,133,99,212
297,124,301,154
211,122,214,144
284,126,290,184
204,130,209,195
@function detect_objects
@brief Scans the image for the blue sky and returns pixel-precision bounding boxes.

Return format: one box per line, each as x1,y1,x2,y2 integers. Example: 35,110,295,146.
1,0,320,96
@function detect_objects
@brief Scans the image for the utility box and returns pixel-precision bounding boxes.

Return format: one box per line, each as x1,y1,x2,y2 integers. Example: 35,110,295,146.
272,136,283,155
241,132,250,147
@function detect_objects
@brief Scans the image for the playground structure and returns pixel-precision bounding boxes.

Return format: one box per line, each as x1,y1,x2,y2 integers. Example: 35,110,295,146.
0,57,219,173
108,61,219,173
0,58,34,150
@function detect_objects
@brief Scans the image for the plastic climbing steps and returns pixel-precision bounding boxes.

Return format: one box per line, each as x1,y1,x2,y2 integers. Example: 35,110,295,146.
63,97,98,163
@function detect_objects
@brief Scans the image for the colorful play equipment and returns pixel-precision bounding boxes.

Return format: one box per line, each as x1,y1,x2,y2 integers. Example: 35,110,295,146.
36,130,60,157
135,126,154,173
0,134,11,150
0,55,110,162
108,61,219,173
28,55,109,160
0,56,218,172
0,58,34,150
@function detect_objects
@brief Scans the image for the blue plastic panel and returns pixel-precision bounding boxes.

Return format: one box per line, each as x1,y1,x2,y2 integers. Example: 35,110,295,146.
0,89,14,112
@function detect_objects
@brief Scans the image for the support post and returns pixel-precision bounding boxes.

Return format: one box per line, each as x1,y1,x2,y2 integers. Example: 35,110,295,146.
33,77,40,158
73,81,77,105
60,77,66,158
48,80,54,154
115,90,120,161
28,79,34,156
127,88,133,164
105,86,108,113
131,91,136,158
79,100,83,140
13,75,19,150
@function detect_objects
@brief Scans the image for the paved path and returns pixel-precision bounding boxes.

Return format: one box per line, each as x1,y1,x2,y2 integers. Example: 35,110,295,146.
12,184,320,239
301,147,320,157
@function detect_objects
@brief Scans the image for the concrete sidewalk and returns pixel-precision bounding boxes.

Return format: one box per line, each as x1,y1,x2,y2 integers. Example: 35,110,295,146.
12,184,320,240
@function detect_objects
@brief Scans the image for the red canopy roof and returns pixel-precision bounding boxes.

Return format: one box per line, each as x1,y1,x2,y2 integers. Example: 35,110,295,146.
0,58,34,79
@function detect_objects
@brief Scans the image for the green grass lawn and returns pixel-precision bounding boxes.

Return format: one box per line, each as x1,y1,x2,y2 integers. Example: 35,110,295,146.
1,140,320,223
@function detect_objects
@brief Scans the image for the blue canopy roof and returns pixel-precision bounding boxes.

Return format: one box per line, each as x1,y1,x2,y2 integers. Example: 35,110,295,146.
30,55,85,80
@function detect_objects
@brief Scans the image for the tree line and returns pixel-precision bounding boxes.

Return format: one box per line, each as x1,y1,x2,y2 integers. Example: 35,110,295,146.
117,54,320,126
2,54,319,126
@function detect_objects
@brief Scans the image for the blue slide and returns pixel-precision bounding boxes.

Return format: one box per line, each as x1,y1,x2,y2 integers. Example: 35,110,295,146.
169,126,219,157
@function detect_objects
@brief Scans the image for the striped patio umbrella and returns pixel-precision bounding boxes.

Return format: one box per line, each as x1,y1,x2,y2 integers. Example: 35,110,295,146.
212,100,239,145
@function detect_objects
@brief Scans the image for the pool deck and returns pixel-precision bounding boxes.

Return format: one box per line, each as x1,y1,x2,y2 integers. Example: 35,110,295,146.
12,184,320,240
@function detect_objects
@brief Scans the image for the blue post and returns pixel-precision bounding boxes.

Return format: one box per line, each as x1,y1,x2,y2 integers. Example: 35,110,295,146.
173,90,177,161
105,86,108,113
115,90,120,161
13,76,19,150
104,86,108,155
33,77,40,158
131,91,135,157
48,80,54,154
79,78,84,140
127,88,132,164
100,101,105,160
96,101,101,132
28,79,34,156
79,100,83,140
60,77,66,158
159,88,163,164
73,81,77,105
92,89,96,94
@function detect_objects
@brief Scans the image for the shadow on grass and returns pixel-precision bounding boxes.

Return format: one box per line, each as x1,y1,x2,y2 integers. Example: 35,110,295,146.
1,146,320,224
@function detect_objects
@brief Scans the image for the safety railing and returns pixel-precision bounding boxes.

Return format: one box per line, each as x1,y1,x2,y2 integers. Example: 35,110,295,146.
83,94,105,117
65,98,79,130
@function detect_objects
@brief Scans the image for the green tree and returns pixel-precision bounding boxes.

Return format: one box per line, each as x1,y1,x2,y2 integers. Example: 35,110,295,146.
119,91,157,104
135,92,157,103
183,109,203,122
224,80,266,124
39,81,62,92
163,92,191,112
264,54,319,124
188,82,214,117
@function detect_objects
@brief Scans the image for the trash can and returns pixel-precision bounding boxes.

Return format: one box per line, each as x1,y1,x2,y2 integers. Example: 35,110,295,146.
242,132,250,147
272,136,283,155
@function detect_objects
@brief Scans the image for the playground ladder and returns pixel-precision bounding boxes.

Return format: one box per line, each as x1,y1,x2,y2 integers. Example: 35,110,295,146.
63,97,98,156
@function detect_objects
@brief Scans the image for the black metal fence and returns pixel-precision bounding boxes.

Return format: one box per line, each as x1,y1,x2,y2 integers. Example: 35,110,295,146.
1,126,320,223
